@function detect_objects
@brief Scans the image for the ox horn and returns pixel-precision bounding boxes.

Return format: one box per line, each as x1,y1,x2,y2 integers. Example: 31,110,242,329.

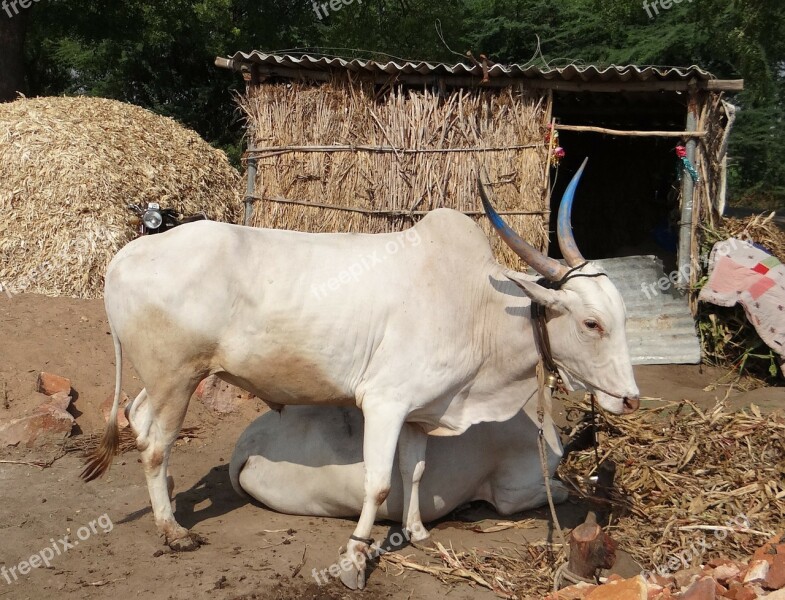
478,169,567,281
557,157,588,267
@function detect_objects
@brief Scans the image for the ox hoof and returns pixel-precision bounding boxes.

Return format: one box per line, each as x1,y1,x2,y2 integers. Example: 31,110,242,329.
167,531,205,552
406,525,431,544
339,562,366,590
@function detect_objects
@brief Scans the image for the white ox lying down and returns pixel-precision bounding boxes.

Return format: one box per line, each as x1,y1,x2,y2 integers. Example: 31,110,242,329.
83,161,639,589
229,405,568,521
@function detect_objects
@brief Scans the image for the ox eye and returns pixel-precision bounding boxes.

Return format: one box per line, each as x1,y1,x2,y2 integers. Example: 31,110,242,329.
584,319,601,331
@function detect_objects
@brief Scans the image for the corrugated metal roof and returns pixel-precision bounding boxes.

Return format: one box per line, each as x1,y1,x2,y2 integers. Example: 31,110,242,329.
593,256,701,365
222,51,715,84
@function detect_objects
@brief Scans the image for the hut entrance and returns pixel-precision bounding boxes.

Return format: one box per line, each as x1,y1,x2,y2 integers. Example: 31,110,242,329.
548,92,687,272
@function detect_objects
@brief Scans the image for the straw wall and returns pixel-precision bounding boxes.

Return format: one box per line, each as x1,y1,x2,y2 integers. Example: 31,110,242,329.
689,93,733,309
240,78,550,268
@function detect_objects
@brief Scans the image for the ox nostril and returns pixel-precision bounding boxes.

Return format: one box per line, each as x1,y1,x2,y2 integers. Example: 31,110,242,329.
622,396,640,414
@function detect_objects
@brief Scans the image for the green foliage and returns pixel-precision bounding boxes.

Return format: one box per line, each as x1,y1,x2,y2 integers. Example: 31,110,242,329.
24,0,325,165
460,0,785,211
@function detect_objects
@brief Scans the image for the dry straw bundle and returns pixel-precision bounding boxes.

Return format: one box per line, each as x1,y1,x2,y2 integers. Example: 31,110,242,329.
240,78,549,268
560,397,784,574
716,213,785,261
0,96,241,299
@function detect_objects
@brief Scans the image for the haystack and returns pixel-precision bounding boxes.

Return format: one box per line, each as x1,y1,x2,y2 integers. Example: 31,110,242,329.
0,96,241,299
240,78,549,269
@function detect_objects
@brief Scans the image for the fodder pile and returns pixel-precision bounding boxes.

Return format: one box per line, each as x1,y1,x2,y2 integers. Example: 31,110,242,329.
381,397,784,599
0,96,241,299
240,78,549,269
561,397,784,572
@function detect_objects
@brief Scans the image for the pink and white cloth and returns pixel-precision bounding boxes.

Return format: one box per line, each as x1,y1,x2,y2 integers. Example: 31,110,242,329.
698,238,785,373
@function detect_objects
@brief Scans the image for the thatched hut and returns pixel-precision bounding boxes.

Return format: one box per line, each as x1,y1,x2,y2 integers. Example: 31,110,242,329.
216,52,743,364
0,97,241,299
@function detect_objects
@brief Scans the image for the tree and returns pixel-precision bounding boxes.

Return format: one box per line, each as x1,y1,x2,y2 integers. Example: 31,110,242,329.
0,7,29,101
15,0,785,208
24,0,324,162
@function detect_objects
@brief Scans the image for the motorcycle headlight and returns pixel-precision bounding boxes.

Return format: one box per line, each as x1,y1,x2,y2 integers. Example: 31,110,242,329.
142,209,163,230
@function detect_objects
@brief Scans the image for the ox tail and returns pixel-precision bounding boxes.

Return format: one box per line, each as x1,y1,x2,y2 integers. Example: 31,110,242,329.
81,325,123,481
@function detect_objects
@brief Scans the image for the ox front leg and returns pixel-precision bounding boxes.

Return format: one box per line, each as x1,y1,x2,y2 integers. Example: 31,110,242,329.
339,404,407,590
397,423,430,544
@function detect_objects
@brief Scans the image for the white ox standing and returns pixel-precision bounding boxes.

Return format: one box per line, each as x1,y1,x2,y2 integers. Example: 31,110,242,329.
83,161,639,589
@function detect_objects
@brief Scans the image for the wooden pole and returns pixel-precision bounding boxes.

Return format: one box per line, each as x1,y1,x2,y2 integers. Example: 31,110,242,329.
566,512,618,580
246,142,544,157
565,460,618,582
249,195,550,217
554,124,706,138
677,90,699,293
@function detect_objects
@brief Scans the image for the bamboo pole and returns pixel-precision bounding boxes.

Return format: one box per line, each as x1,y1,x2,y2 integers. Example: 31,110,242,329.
247,142,545,157
555,124,707,138
250,195,550,217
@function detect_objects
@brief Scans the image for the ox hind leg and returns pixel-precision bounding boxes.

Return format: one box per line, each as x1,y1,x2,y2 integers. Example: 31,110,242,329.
339,401,408,590
129,379,201,551
127,389,175,500
397,423,429,543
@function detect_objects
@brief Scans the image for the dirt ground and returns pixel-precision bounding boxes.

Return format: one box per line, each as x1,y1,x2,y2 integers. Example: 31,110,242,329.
1,293,783,600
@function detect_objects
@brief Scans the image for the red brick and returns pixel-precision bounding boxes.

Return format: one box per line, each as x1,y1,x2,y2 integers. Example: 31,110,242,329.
648,574,676,589
546,582,595,599
48,391,73,411
585,575,647,600
0,400,74,447
675,566,703,589
679,577,716,600
765,554,785,590
742,560,769,584
724,583,759,600
36,371,71,396
712,563,741,584
709,559,737,569
752,532,783,563
195,375,246,414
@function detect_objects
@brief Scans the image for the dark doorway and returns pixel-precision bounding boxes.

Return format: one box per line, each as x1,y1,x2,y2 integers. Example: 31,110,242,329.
548,92,687,271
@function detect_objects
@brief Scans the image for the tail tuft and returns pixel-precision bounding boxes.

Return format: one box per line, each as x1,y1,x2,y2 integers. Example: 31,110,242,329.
80,419,120,482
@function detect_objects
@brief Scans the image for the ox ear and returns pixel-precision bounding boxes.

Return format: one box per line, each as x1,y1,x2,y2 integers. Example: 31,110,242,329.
504,270,571,314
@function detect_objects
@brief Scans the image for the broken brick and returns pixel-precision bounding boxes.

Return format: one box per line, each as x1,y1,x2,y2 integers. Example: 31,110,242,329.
36,372,71,396
585,575,647,600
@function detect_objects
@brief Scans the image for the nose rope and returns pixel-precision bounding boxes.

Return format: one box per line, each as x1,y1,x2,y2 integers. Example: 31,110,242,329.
530,264,616,591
